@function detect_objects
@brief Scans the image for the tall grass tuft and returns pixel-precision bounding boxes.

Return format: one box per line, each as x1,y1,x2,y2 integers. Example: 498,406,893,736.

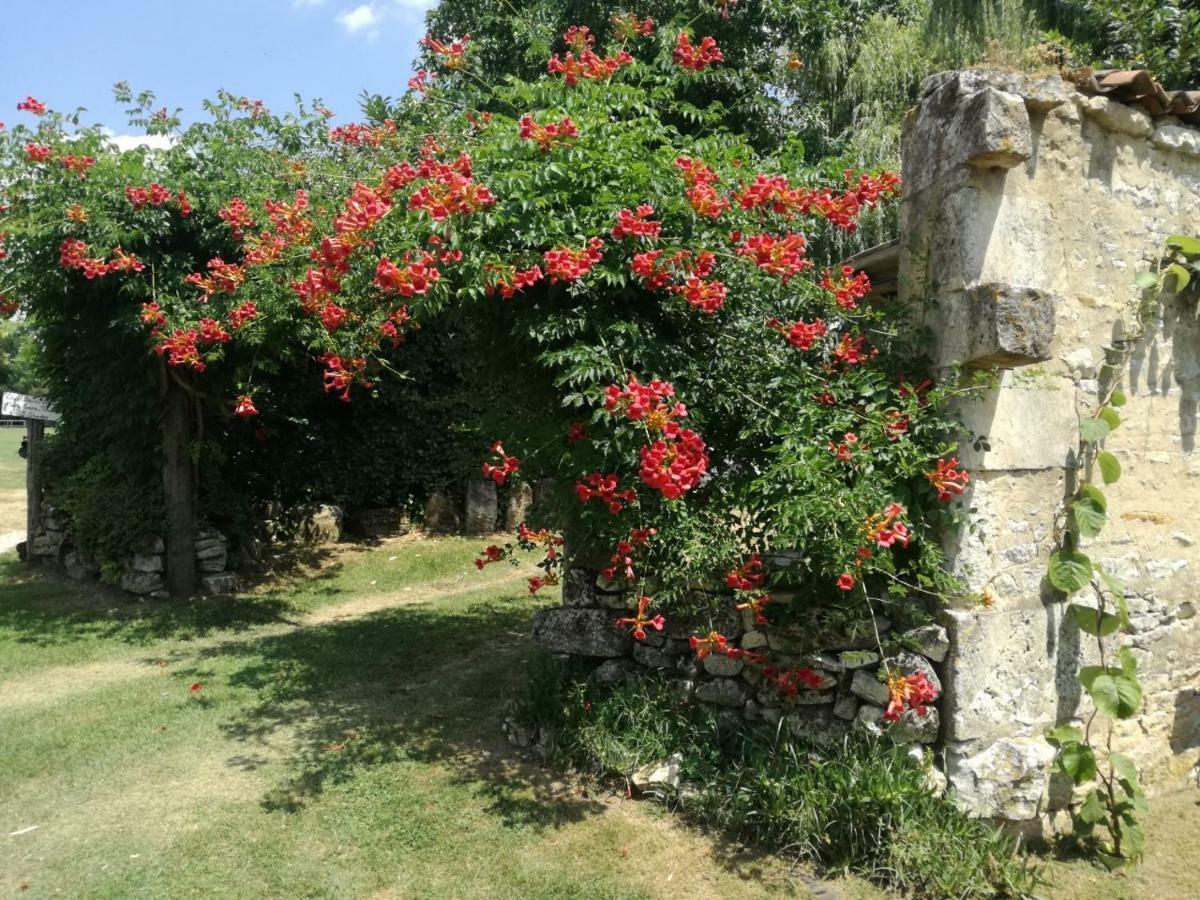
517,660,1041,899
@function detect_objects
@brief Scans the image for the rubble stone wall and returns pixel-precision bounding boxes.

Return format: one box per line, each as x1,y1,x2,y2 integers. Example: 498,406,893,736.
902,69,1200,828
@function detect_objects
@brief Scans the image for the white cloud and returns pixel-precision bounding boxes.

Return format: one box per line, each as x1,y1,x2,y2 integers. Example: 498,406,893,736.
336,4,379,34
106,133,177,153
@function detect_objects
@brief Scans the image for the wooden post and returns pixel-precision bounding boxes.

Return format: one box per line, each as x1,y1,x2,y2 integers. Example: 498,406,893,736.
161,382,197,596
25,418,44,562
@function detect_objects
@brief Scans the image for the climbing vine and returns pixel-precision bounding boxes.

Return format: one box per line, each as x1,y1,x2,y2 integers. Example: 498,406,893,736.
1046,233,1200,867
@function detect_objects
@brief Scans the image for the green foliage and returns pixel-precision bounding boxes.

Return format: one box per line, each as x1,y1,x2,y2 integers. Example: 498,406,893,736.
519,665,1041,899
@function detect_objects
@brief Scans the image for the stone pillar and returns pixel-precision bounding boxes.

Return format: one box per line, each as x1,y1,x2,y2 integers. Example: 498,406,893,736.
903,70,1200,830
462,480,498,534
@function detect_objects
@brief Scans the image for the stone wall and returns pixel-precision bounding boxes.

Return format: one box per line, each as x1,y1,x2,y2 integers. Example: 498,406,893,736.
901,69,1200,828
527,69,1200,835
533,567,950,747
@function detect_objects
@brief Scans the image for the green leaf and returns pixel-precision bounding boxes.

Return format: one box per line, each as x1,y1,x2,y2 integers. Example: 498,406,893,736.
1078,665,1106,692
1089,672,1142,719
1077,789,1107,825
1079,482,1108,512
1069,603,1122,637
1058,743,1097,782
1046,724,1083,747
1049,550,1092,594
1166,234,1200,259
1072,498,1106,538
1108,389,1127,407
1097,451,1121,484
1166,262,1191,292
1098,407,1121,431
1135,271,1158,290
1108,751,1139,786
1117,646,1138,676
1079,417,1110,444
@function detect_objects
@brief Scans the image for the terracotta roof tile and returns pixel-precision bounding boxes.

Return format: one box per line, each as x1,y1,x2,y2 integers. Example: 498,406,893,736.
1067,68,1200,124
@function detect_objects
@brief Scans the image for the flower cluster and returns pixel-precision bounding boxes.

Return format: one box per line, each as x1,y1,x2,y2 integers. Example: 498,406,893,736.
234,394,258,418
321,354,373,402
673,33,723,71
543,237,605,283
548,48,633,85
601,528,656,581
610,13,654,40
768,316,827,351
563,25,594,52
863,502,910,550
374,252,440,298
820,265,871,309
675,157,729,219
725,554,765,592
423,33,470,70
125,183,189,216
484,262,544,298
828,431,861,463
615,595,666,641
604,375,685,426
611,205,661,241
574,472,637,514
59,239,144,280
736,232,812,281
16,96,47,115
518,114,578,152
639,426,709,499
883,671,938,721
481,440,520,485
516,522,565,593
329,120,397,148
926,457,970,502
631,249,715,291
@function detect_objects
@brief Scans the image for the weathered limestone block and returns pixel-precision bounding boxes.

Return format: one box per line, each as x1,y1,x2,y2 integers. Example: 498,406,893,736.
839,649,880,669
63,549,99,581
423,492,459,534
945,737,1056,820
632,753,683,792
592,658,636,685
121,570,164,595
956,374,1077,471
504,482,534,531
633,642,674,670
941,606,1070,745
201,572,238,595
889,707,940,744
960,87,1033,169
702,653,745,677
463,480,498,534
30,532,64,557
850,669,890,706
531,607,632,658
902,624,950,663
346,507,412,539
694,678,745,708
1151,124,1200,159
959,283,1056,368
300,505,343,544
130,552,164,573
1079,95,1153,138
833,693,860,721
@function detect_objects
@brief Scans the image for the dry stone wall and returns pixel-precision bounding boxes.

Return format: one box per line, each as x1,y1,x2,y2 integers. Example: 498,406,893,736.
532,567,950,747
902,69,1200,831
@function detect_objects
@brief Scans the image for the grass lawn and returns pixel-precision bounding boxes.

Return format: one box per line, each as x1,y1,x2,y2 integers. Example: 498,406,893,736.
0,536,863,900
0,427,25,534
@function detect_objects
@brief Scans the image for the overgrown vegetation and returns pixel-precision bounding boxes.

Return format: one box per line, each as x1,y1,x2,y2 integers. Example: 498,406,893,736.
518,664,1042,899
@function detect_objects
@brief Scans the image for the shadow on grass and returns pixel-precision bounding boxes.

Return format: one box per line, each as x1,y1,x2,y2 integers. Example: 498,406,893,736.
0,556,316,647
197,592,605,833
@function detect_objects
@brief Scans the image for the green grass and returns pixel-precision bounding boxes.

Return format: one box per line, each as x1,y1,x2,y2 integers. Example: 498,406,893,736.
0,537,829,900
0,427,23,492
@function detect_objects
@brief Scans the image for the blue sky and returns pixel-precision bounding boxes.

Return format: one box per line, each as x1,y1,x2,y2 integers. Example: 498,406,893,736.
1,1,436,129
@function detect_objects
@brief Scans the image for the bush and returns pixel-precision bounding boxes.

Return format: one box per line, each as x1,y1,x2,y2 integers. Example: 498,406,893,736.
519,662,1041,899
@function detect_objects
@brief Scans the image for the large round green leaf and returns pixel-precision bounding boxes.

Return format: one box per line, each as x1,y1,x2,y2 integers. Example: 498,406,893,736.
1049,549,1092,594
1088,672,1142,719
1097,451,1121,485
